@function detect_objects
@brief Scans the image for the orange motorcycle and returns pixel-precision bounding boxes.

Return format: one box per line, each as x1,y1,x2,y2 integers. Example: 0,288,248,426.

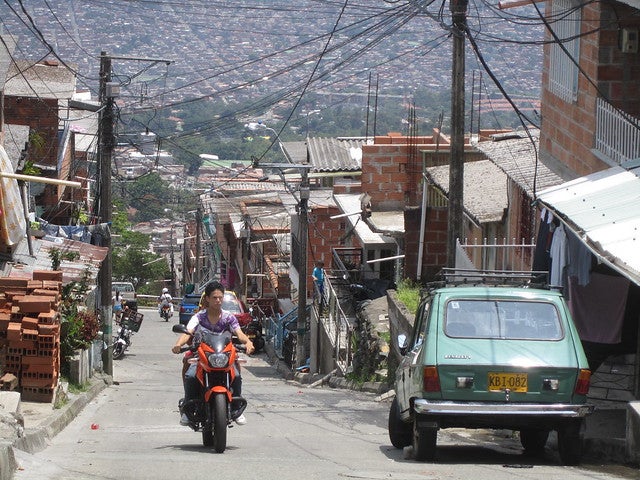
172,324,246,453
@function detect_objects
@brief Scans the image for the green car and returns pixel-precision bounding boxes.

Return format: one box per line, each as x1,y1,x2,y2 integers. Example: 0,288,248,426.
389,272,593,465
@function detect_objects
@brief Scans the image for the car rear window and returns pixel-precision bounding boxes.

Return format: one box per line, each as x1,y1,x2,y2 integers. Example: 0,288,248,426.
445,299,563,340
222,299,242,314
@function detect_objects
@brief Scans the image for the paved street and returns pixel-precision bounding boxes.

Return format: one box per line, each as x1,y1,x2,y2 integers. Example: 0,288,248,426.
12,308,638,480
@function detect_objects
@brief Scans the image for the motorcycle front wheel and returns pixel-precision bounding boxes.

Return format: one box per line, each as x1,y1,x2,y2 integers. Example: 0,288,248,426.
213,393,228,453
112,341,125,360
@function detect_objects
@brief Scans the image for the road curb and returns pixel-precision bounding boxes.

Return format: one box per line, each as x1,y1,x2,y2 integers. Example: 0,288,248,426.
2,374,111,480
263,342,389,396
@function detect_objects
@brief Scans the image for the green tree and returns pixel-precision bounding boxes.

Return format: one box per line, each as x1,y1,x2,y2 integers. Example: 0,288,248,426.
124,173,173,222
111,203,170,291
112,247,168,292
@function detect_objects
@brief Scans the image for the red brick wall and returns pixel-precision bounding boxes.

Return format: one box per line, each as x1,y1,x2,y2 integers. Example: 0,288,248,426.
4,96,59,168
362,134,485,208
362,134,443,209
307,205,358,292
403,206,448,282
361,142,411,209
540,1,640,177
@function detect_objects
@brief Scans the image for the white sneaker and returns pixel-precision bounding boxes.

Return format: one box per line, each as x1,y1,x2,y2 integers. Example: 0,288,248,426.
234,414,247,425
180,413,190,426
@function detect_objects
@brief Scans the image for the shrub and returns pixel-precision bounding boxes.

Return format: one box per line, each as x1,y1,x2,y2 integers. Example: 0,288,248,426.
57,267,100,375
60,310,100,376
396,278,420,314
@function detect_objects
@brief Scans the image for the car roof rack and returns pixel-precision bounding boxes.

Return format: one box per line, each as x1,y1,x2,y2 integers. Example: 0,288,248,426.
426,268,550,290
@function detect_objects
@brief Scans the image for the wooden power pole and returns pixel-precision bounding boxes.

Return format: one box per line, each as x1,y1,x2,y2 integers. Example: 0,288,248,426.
296,167,310,369
96,52,173,375
98,51,115,376
447,0,469,268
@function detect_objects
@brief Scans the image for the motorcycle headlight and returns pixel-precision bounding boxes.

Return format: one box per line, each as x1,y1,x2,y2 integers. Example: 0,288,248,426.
207,352,230,368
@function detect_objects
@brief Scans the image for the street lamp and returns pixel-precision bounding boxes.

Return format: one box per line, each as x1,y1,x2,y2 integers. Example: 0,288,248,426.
244,122,293,164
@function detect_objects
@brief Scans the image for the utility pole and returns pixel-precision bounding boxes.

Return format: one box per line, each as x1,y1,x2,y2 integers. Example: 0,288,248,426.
296,159,310,368
170,225,176,295
97,51,114,376
447,0,468,268
194,207,202,287
95,52,173,375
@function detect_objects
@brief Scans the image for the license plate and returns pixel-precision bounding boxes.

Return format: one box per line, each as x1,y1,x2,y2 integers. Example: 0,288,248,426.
488,372,528,392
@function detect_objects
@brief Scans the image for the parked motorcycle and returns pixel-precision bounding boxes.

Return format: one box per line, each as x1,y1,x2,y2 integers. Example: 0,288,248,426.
173,324,247,453
235,306,265,353
112,311,143,359
160,304,172,322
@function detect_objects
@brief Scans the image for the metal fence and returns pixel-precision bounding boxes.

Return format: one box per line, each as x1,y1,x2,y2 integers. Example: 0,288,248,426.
458,237,536,272
316,275,354,375
595,96,640,166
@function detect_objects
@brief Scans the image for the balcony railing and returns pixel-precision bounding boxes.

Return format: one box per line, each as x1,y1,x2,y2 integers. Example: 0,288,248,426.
595,97,640,165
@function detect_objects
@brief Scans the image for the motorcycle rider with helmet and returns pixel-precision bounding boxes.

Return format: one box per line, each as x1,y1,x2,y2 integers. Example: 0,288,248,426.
172,281,254,426
158,287,174,318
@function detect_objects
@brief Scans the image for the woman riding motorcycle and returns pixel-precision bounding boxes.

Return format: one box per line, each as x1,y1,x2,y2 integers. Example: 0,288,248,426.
172,281,254,425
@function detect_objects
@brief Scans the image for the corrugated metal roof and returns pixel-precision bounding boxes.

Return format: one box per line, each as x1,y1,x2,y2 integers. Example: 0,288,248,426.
537,165,640,286
210,180,282,192
200,191,291,232
474,129,564,196
5,60,77,99
282,137,365,173
308,137,364,172
426,159,508,224
4,237,108,284
333,194,397,245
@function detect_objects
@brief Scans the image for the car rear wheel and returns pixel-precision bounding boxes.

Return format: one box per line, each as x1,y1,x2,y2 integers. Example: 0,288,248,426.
412,419,437,461
520,429,549,454
388,397,411,448
557,421,583,465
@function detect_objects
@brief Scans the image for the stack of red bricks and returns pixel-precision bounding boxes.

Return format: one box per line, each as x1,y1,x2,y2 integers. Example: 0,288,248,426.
0,270,62,402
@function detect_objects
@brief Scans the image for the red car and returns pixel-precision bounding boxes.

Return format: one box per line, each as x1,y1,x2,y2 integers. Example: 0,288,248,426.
222,291,251,326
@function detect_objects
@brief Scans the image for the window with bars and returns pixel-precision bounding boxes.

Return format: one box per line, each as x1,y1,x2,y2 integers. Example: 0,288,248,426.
548,0,581,102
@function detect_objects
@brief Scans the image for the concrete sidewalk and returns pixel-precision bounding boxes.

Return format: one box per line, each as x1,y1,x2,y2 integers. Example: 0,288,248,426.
0,374,111,480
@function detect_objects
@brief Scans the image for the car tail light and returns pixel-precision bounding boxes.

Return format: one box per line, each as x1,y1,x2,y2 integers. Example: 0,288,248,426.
574,369,591,395
423,366,440,392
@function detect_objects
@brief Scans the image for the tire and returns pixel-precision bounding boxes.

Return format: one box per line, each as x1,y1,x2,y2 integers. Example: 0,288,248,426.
112,341,125,360
213,394,228,453
520,429,549,454
388,397,412,448
202,426,214,447
412,419,437,461
557,421,583,465
253,335,265,353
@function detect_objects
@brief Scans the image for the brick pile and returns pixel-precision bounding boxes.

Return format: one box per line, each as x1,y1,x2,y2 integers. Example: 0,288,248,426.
0,270,62,402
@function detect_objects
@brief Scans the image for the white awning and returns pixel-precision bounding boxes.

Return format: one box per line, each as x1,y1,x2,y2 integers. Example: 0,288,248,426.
537,164,640,286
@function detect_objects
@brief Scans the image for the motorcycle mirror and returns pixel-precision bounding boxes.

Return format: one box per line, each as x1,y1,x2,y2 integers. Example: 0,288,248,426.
172,324,189,334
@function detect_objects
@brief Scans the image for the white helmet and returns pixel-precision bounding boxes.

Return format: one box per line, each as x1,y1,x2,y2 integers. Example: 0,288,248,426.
162,288,168,293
